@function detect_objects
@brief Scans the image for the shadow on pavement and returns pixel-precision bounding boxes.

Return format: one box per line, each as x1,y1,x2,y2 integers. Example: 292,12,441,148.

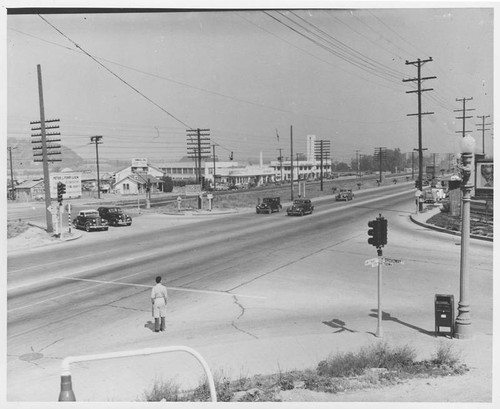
369,309,435,337
322,318,357,333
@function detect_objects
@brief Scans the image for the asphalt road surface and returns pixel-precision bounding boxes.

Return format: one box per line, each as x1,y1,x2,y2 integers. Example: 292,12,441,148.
7,185,493,401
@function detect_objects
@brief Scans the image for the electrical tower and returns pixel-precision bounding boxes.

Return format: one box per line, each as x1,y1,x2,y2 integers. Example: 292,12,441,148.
403,57,436,190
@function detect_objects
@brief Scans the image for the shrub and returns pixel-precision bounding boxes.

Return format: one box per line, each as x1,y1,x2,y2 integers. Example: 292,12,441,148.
142,378,181,402
432,342,460,367
317,343,417,378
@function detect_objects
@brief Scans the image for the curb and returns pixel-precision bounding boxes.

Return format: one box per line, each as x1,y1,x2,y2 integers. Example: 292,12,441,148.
409,214,493,242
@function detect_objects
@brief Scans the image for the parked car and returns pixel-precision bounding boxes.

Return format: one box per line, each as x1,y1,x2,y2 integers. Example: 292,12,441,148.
98,206,132,226
335,189,354,201
73,210,108,232
286,198,314,216
256,197,282,214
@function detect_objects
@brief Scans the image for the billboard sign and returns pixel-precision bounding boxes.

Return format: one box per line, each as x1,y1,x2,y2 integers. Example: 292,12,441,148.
132,158,148,168
185,184,202,196
50,172,82,199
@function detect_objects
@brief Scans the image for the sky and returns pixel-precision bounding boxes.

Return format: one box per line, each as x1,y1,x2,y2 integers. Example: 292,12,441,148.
3,2,495,166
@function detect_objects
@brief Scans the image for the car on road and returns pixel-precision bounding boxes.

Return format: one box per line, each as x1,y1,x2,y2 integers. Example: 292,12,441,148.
256,197,282,214
73,210,109,232
286,198,314,216
97,206,132,226
335,189,354,201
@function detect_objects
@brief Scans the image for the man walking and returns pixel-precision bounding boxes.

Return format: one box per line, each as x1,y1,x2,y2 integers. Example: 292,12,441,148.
151,276,168,332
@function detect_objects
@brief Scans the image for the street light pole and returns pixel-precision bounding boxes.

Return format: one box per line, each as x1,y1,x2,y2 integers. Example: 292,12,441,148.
454,135,475,339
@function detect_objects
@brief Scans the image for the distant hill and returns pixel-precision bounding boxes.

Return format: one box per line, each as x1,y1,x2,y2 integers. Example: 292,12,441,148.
7,137,86,181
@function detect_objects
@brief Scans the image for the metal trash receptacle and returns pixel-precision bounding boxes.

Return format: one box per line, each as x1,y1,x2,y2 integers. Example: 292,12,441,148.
435,294,454,337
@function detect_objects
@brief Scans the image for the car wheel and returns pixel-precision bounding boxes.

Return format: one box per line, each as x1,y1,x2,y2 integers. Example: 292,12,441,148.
127,221,132,226
85,223,91,232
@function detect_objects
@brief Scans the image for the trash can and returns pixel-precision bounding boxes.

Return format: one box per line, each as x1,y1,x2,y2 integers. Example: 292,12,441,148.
434,294,454,337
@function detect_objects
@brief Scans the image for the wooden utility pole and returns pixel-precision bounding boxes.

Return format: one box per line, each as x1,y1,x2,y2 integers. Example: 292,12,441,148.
277,148,283,183
403,58,436,190
91,135,103,199
290,125,294,201
476,115,491,155
212,144,217,191
8,146,16,200
454,98,474,139
36,65,54,233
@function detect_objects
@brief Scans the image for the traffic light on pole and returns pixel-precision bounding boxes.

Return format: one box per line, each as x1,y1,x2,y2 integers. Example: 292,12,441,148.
379,217,388,246
368,219,380,247
57,182,66,204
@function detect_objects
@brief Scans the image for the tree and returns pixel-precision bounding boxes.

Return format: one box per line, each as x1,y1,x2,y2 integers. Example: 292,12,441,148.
162,176,174,193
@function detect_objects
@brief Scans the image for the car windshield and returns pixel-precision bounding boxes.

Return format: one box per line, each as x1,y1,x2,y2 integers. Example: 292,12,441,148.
293,200,306,204
109,208,122,213
84,211,99,217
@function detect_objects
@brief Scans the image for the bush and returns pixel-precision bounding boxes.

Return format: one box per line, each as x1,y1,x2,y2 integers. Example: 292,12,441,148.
432,342,460,367
142,378,181,402
317,342,417,378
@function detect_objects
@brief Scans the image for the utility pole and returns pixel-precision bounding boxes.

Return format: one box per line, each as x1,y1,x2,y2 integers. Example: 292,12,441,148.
411,151,415,180
290,125,294,201
91,135,103,199
314,140,331,191
355,150,360,178
212,144,217,191
187,128,210,209
454,98,474,139
403,57,436,191
277,148,283,183
8,146,17,200
32,64,62,233
476,115,491,155
374,147,387,185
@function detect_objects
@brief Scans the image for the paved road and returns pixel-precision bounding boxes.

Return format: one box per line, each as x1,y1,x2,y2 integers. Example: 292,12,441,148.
7,185,493,401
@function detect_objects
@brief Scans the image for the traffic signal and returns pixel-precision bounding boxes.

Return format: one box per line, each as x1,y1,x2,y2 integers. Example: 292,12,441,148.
368,219,380,247
379,217,388,246
367,216,388,248
415,179,422,190
57,182,66,204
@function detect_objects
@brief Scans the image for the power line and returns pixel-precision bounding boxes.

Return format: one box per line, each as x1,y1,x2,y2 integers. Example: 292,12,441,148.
38,14,191,129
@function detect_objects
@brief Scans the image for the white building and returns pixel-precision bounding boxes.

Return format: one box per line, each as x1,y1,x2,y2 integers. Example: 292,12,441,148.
156,159,276,188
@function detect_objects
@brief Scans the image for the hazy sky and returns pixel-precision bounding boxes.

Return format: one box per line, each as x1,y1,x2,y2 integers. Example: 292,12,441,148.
5,4,495,164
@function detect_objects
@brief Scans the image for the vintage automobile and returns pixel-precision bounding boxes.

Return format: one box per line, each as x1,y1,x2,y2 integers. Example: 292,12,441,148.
286,198,314,216
73,210,108,232
256,197,282,214
98,206,132,226
335,188,354,201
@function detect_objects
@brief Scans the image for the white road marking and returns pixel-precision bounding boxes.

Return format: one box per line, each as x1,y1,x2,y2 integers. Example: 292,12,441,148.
8,274,266,313
61,276,266,299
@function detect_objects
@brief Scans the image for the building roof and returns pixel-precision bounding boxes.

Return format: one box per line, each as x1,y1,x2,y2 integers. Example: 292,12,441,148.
16,180,44,189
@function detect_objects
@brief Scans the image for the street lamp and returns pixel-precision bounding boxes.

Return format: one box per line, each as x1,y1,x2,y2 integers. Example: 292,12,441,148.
454,134,475,339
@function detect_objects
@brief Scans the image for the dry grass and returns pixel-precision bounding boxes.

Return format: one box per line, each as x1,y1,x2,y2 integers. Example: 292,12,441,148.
7,220,30,238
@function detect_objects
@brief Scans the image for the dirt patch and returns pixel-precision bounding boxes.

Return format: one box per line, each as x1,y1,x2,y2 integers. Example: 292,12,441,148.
7,221,78,251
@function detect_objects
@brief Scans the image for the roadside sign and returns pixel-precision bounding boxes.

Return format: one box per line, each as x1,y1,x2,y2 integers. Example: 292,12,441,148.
364,257,379,267
365,257,404,267
47,205,57,214
383,258,404,266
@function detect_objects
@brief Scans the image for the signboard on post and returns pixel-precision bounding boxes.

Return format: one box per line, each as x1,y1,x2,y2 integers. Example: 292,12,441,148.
132,158,148,168
185,184,202,196
50,173,82,199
